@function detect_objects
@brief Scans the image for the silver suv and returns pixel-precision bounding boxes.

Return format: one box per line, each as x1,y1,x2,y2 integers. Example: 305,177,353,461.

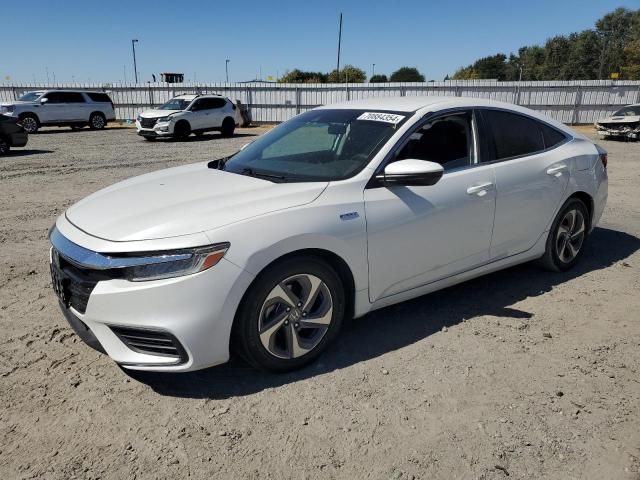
0,90,116,133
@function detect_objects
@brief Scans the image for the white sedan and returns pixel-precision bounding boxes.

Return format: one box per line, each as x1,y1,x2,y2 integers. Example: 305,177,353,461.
49,96,608,372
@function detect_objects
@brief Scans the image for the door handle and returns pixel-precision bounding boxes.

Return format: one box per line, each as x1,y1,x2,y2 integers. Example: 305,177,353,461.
466,182,494,196
546,165,568,177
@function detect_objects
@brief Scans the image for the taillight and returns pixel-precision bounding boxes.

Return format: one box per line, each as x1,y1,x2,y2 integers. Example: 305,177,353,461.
599,153,608,170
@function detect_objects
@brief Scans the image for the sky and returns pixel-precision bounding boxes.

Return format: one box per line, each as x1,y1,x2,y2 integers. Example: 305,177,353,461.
2,0,638,84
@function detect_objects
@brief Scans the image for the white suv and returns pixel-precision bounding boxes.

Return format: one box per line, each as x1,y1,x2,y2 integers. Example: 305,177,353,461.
136,94,241,140
0,90,115,133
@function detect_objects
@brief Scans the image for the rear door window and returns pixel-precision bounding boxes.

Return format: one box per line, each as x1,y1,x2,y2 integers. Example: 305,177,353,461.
481,110,545,161
59,92,86,103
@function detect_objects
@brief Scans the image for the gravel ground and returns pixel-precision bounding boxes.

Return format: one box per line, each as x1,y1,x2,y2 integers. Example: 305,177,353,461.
1,125,639,480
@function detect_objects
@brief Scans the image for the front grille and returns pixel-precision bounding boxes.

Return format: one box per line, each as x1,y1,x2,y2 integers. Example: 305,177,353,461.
52,248,122,314
110,326,188,363
140,117,157,128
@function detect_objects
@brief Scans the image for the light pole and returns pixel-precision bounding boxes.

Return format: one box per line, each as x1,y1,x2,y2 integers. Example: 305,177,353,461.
225,59,230,83
372,63,375,80
336,13,343,73
131,39,139,83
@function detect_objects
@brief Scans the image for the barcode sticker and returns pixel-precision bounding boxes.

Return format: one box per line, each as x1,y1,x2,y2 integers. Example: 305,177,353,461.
357,112,405,124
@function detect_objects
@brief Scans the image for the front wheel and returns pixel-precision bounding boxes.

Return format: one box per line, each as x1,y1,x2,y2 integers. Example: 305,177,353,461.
233,257,346,372
19,114,39,134
539,198,589,272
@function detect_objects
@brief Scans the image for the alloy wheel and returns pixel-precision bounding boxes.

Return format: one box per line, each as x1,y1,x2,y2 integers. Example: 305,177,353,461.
91,115,105,129
555,208,585,263
21,117,38,133
258,274,333,359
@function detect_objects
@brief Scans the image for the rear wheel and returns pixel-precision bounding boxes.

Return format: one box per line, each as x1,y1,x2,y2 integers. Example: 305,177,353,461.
19,114,39,134
220,117,235,138
0,137,9,155
233,257,345,372
89,113,106,130
540,198,589,272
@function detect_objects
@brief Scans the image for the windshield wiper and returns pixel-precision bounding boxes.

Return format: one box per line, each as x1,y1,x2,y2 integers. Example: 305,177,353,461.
241,168,286,182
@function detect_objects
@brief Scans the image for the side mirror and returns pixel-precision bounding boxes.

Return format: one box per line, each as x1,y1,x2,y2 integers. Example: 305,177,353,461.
377,159,444,187
40,97,48,104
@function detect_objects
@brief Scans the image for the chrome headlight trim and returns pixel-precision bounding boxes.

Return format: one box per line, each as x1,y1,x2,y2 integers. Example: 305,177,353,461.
49,226,229,281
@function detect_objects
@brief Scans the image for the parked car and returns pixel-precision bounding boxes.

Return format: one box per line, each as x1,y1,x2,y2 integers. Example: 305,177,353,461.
49,96,608,373
0,114,28,155
595,104,640,140
0,90,115,133
136,94,241,140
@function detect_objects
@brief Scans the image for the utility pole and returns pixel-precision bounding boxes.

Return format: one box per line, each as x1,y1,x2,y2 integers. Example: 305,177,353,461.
518,65,523,82
372,63,375,80
225,59,230,83
131,39,139,83
336,13,342,73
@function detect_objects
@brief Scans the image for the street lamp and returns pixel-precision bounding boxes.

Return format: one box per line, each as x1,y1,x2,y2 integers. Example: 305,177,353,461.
225,59,230,83
131,39,139,84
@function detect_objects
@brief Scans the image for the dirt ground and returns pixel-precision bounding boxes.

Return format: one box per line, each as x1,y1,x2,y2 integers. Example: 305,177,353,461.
1,125,639,480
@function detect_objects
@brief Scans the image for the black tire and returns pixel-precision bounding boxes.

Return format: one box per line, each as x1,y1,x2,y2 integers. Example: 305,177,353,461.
220,117,235,138
89,113,106,130
18,114,39,134
174,120,191,139
0,137,9,156
233,256,346,372
539,197,589,272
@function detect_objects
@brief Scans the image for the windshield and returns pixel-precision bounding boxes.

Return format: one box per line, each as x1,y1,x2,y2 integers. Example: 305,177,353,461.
222,109,409,182
18,92,44,102
613,106,640,116
158,98,192,110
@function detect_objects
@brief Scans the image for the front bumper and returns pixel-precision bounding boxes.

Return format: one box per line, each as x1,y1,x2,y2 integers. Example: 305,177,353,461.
135,119,174,137
9,130,28,147
51,233,255,372
596,124,640,140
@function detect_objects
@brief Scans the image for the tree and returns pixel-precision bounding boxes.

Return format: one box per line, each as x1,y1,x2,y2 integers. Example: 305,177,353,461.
389,67,425,82
327,65,367,83
369,74,388,83
278,69,327,83
449,7,640,81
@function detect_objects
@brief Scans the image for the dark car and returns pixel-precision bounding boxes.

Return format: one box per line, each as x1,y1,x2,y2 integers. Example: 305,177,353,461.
0,115,28,155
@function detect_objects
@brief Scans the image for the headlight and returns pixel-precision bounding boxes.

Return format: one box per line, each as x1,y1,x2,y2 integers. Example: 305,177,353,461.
136,115,142,122
157,115,173,123
50,227,229,282
123,243,230,281
2,105,16,113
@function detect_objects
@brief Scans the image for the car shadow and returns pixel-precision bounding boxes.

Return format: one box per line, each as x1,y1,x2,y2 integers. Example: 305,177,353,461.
4,149,54,157
126,227,640,399
35,127,134,134
162,133,258,143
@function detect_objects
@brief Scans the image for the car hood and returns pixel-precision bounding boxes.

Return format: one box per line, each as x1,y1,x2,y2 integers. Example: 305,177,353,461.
597,115,640,124
0,101,36,107
65,162,328,242
139,109,183,118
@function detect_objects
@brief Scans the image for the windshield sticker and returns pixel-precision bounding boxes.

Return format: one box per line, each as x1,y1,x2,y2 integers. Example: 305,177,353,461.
357,112,405,124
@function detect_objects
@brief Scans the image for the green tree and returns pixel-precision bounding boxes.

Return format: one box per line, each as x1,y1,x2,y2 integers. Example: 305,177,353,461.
279,69,327,83
369,74,388,83
327,65,367,83
389,67,425,82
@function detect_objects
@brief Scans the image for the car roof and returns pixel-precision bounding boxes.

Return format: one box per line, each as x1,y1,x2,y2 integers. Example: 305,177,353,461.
317,95,580,139
174,94,224,100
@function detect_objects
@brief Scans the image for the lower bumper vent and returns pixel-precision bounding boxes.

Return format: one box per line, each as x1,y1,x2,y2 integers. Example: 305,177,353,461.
110,326,188,364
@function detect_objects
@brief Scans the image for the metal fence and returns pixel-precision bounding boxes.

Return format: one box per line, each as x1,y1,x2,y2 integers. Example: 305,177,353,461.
2,80,640,124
